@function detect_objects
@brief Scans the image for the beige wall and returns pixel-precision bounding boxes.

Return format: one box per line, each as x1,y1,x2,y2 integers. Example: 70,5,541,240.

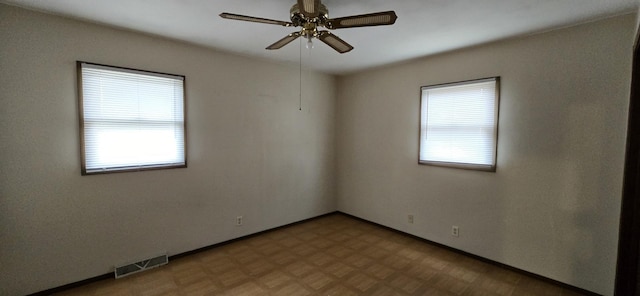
336,14,634,296
1,3,636,296
0,5,336,296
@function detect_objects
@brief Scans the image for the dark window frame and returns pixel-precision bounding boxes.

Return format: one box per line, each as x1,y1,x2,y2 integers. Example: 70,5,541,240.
418,77,500,172
77,61,188,175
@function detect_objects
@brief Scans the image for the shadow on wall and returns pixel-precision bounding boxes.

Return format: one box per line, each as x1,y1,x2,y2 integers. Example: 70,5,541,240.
500,100,618,295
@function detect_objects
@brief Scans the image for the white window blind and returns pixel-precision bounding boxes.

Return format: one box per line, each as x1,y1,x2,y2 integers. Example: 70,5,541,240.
419,77,499,171
78,62,186,174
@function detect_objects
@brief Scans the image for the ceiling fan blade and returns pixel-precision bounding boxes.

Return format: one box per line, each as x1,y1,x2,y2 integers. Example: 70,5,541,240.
297,0,321,18
326,11,397,29
220,13,293,27
266,32,302,50
317,31,353,54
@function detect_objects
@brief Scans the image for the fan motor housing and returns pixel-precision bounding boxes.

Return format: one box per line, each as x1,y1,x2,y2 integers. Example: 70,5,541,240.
290,3,329,27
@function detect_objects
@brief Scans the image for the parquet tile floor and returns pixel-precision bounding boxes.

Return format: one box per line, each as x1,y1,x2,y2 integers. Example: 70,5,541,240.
55,213,586,295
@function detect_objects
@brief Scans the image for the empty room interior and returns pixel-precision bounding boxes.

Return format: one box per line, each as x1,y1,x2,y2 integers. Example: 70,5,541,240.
1,0,639,295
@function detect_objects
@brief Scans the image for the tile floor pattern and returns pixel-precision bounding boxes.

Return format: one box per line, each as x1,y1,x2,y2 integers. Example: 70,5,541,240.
55,214,586,296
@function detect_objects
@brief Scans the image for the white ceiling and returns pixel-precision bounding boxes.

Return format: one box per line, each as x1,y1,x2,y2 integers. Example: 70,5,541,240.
2,0,638,74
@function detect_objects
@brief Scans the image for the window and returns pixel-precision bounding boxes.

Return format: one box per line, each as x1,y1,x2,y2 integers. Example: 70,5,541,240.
419,77,499,171
78,62,186,175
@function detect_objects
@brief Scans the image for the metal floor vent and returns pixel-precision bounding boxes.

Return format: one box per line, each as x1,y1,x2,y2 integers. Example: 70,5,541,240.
115,254,168,278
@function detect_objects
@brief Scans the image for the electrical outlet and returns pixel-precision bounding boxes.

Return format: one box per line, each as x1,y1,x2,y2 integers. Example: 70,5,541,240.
236,216,243,226
452,226,459,237
408,215,414,224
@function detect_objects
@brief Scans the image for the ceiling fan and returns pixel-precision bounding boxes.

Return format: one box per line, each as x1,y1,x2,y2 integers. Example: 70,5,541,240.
220,0,397,54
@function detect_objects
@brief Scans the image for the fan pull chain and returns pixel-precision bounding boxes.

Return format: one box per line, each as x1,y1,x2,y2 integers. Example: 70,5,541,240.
299,37,302,111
